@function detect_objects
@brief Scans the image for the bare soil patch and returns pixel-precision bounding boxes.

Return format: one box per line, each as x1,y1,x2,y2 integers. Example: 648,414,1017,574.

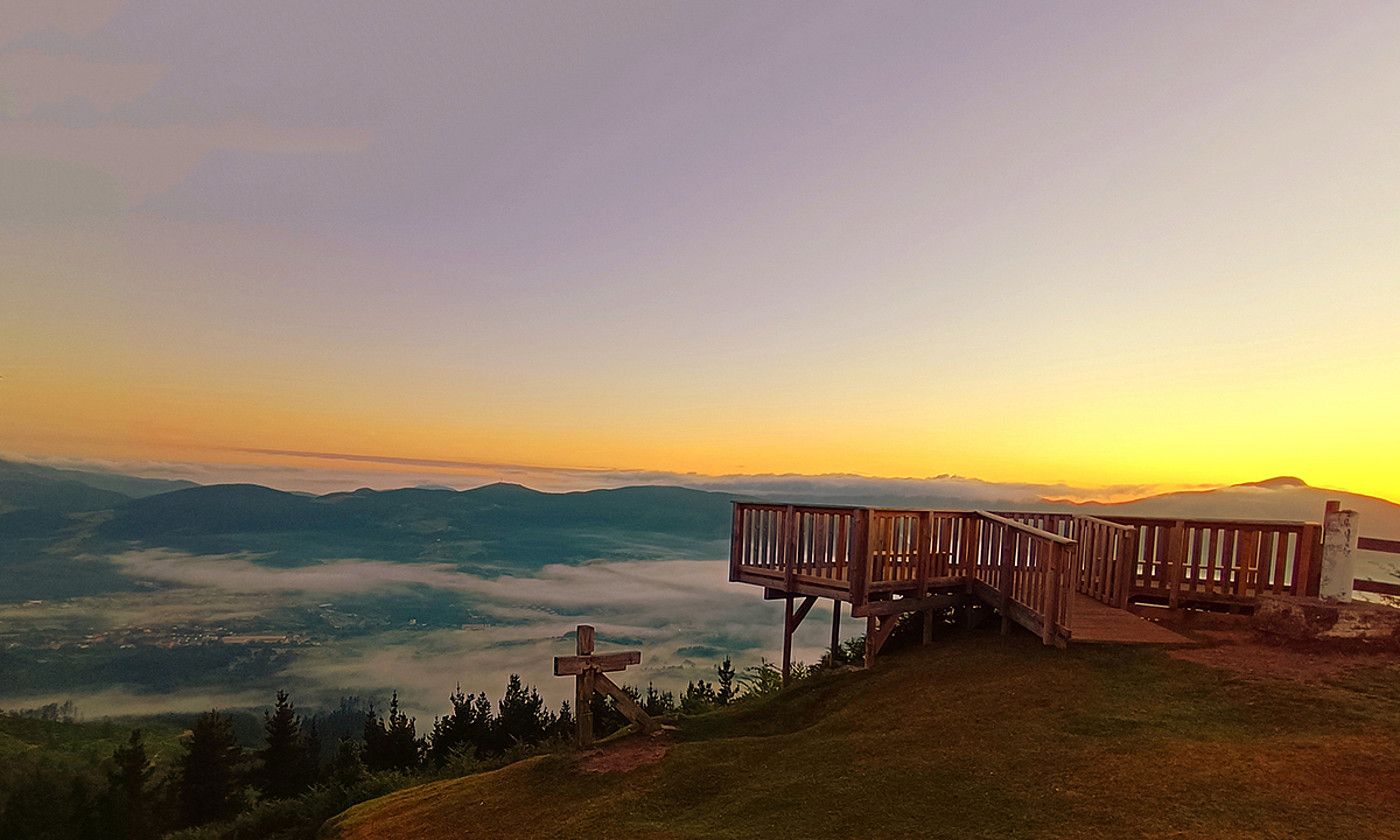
1169,628,1400,680
578,734,670,773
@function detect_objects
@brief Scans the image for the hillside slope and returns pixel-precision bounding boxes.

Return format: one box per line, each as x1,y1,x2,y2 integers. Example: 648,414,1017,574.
325,635,1400,840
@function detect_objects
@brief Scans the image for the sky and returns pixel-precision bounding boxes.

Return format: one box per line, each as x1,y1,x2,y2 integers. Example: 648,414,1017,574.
3,1,1399,501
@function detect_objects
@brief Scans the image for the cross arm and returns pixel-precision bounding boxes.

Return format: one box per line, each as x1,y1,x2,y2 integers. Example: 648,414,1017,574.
553,650,641,676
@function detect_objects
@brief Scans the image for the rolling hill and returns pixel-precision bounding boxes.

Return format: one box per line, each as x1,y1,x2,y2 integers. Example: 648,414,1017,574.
325,634,1400,840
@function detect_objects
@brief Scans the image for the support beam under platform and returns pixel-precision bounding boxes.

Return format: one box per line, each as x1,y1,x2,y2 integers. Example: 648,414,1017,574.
781,595,818,684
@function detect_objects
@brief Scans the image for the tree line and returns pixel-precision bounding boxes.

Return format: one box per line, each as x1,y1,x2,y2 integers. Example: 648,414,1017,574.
2,654,779,840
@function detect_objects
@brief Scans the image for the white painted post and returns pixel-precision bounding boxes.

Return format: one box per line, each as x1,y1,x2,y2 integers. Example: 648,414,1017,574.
1319,504,1359,603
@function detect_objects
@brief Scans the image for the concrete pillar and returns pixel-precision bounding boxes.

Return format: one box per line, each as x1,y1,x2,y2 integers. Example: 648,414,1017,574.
1319,505,1359,603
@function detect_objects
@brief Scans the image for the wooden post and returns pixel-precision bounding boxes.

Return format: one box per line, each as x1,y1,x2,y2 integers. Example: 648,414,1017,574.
850,508,871,611
961,514,978,591
1167,521,1186,610
1041,542,1060,646
830,598,841,663
916,510,931,593
1319,503,1359,602
780,595,817,684
922,608,934,645
782,505,797,591
781,593,794,684
1296,522,1320,597
575,625,594,747
864,615,878,668
998,527,1012,635
729,502,744,582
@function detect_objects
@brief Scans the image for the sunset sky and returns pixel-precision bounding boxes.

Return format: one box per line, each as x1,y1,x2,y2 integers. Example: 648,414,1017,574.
3,2,1398,500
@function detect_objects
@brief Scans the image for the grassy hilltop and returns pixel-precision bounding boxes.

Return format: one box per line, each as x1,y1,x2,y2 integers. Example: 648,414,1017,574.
326,633,1400,840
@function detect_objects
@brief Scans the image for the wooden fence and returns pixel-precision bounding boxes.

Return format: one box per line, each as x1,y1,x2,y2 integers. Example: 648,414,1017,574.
731,504,1073,645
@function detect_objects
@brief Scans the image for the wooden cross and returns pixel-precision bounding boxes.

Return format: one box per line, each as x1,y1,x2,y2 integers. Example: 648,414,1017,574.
554,624,658,746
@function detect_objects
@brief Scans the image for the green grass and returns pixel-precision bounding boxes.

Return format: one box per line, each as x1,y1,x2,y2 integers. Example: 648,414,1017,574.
325,633,1400,840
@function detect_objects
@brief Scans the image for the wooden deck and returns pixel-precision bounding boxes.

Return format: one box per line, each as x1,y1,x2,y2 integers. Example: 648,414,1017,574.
1066,594,1191,644
728,503,1319,670
729,501,1399,677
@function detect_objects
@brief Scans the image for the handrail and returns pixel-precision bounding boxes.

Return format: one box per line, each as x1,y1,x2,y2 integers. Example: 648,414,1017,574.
1359,536,1400,554
1355,578,1400,597
975,510,1076,545
1078,514,1135,532
1104,514,1316,529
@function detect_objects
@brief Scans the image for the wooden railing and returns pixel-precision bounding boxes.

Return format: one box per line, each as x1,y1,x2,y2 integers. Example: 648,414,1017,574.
729,503,859,597
731,503,1074,645
731,502,1398,645
968,512,1075,646
1072,516,1137,608
1105,517,1319,607
1356,536,1400,598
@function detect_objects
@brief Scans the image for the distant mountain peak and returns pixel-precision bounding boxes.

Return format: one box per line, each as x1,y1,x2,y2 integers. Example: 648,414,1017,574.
465,481,540,495
1234,476,1309,489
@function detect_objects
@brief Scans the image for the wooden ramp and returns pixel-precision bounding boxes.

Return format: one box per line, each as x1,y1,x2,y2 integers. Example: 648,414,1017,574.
1068,594,1192,645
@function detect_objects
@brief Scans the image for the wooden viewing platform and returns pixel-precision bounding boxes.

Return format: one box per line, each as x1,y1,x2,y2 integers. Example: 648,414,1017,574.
729,501,1400,673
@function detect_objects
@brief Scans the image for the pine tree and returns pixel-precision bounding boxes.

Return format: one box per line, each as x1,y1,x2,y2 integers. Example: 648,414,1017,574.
681,678,718,713
257,690,309,799
551,700,573,740
178,710,243,826
494,674,551,750
643,683,676,716
109,729,155,839
301,719,323,786
329,737,365,787
428,685,494,765
362,702,387,771
716,656,737,705
364,691,421,771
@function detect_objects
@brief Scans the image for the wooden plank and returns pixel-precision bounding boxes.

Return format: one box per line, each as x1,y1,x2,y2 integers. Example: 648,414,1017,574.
864,612,900,667
788,594,818,630
1355,578,1400,597
863,616,877,668
850,508,871,610
745,573,849,601
729,502,743,582
917,510,932,592
553,650,639,676
1360,536,1400,554
868,574,964,592
1116,529,1137,608
829,598,841,661
592,672,660,734
976,510,1076,544
781,594,794,683
1041,543,1061,645
1296,523,1319,596
1272,530,1288,595
1167,521,1185,610
782,505,797,590
1067,594,1192,645
851,592,959,617
998,525,1012,635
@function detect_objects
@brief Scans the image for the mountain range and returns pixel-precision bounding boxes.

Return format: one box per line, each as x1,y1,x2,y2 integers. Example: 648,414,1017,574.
2,458,1396,603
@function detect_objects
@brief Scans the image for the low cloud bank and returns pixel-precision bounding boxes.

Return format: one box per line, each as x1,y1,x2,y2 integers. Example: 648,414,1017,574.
5,550,822,716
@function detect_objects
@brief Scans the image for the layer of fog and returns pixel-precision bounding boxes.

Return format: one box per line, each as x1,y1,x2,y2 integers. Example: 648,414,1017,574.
0,550,835,718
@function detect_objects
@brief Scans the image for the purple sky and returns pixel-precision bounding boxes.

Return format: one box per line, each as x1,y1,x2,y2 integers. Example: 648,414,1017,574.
3,2,1399,498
